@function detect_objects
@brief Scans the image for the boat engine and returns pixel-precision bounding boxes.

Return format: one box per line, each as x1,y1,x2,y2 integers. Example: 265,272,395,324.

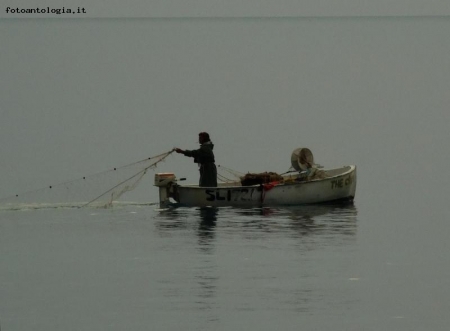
154,173,177,207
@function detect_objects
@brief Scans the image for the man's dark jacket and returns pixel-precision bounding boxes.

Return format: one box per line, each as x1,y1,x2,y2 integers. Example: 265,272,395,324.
182,142,217,187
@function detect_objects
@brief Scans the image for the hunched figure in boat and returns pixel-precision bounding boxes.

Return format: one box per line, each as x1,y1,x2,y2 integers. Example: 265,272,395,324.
175,132,218,187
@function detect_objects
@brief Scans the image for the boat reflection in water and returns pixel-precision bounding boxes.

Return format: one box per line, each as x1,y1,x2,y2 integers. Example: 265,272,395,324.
155,206,219,250
154,202,358,241
153,203,358,317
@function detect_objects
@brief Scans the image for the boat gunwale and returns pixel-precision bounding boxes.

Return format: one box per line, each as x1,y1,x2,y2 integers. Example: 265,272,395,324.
175,165,356,190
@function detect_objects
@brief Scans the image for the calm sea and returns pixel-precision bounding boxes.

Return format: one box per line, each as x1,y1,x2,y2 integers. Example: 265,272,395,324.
1,197,449,331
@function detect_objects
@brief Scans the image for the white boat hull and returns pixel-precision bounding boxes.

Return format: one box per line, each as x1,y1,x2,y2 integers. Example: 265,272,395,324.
159,165,356,208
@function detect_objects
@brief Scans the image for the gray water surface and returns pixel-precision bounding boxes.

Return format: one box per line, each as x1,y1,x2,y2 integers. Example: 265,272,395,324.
1,199,449,331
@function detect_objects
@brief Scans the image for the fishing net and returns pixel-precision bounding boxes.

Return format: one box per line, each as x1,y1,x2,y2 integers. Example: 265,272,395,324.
216,165,244,183
0,150,174,210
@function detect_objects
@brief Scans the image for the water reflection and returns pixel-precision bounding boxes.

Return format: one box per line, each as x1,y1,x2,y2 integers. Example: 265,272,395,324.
155,207,218,248
154,203,358,238
284,203,358,237
153,203,359,318
154,206,220,324
216,203,358,239
197,207,218,249
154,203,358,251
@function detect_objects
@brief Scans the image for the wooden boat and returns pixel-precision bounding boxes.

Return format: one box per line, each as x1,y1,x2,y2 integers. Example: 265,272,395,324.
154,148,356,208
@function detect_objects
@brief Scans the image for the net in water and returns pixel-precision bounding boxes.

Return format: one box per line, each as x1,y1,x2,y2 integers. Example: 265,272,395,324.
0,150,174,210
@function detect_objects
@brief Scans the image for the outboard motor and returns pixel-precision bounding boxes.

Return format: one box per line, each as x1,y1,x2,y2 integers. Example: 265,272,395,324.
154,173,177,207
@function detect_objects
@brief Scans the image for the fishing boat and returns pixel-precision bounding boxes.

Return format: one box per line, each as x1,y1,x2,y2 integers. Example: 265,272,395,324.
154,148,356,208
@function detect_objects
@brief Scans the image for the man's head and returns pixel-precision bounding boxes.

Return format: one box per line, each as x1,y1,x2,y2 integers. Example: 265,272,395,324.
198,132,210,144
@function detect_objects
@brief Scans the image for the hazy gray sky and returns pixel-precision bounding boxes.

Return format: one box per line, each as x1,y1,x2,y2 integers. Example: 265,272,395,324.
2,0,450,18
1,8,450,202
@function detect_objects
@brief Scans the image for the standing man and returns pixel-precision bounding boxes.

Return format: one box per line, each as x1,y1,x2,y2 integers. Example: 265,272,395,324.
175,132,218,187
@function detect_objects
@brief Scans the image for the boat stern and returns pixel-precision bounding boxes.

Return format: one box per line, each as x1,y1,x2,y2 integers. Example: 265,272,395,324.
154,173,177,208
